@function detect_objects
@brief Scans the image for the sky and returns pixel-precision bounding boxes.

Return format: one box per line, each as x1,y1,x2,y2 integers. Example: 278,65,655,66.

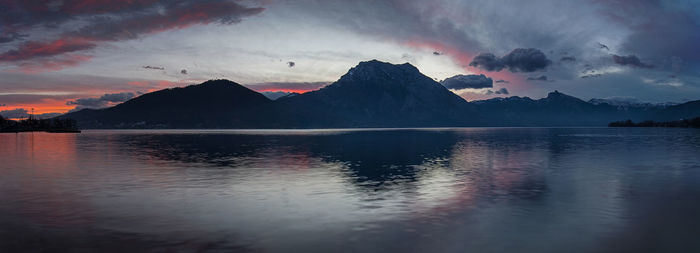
1,0,700,117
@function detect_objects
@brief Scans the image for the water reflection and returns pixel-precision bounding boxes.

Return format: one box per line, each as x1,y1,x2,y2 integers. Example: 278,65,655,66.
1,128,699,252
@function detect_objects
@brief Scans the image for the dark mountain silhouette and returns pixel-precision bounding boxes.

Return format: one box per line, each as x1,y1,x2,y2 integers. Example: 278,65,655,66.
61,60,700,129
63,80,284,128
654,100,700,121
473,91,650,126
276,60,478,127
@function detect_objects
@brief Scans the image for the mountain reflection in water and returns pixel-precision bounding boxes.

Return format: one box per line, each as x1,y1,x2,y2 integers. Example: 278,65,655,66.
1,128,699,252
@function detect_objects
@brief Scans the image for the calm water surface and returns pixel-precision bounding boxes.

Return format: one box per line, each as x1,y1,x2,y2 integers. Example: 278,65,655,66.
1,128,699,252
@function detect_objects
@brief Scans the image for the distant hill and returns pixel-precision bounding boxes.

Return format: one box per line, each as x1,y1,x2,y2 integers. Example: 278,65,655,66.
588,97,677,109
60,60,700,129
62,80,283,128
260,91,299,100
654,100,700,121
473,91,651,126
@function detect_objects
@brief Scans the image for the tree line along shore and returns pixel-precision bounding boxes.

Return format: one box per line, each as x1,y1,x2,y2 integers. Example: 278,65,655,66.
0,116,81,133
609,117,700,128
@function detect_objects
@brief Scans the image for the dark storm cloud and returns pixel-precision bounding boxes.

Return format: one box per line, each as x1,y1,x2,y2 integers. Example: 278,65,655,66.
0,31,25,44
485,88,509,95
468,53,504,71
612,54,653,68
440,74,493,90
66,98,104,108
0,0,163,29
500,48,552,72
469,48,551,72
143,65,165,70
99,92,135,103
527,75,548,81
0,1,265,71
495,88,509,94
67,92,135,109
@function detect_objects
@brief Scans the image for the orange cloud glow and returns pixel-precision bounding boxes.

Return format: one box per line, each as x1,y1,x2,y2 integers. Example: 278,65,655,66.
3,99,74,115
256,89,313,94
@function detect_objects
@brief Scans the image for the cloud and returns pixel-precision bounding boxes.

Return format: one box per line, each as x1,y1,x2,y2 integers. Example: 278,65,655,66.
66,99,107,108
440,74,493,89
0,38,97,62
581,73,602,79
0,31,26,44
611,54,653,68
66,92,136,110
526,75,548,81
0,72,180,94
495,79,510,84
560,56,576,62
642,77,683,87
181,69,188,75
99,92,136,103
6,54,94,74
143,65,165,70
598,0,700,65
486,88,509,95
468,53,504,71
287,61,296,68
469,48,551,72
0,1,265,72
500,48,552,72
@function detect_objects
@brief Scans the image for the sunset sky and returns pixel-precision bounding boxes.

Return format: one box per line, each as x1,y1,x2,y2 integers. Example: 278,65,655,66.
1,0,699,116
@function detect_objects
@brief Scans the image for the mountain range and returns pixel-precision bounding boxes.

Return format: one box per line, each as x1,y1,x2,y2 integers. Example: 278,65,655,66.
62,60,700,129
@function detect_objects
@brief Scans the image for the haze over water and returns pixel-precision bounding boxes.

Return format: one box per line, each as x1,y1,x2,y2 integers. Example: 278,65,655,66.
1,128,699,252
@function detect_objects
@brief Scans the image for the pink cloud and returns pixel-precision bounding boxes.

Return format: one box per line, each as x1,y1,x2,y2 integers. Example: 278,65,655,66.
0,1,264,73
0,37,96,62
13,54,94,74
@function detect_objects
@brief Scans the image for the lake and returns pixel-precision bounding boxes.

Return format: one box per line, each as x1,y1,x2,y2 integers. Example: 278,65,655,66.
1,128,699,252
